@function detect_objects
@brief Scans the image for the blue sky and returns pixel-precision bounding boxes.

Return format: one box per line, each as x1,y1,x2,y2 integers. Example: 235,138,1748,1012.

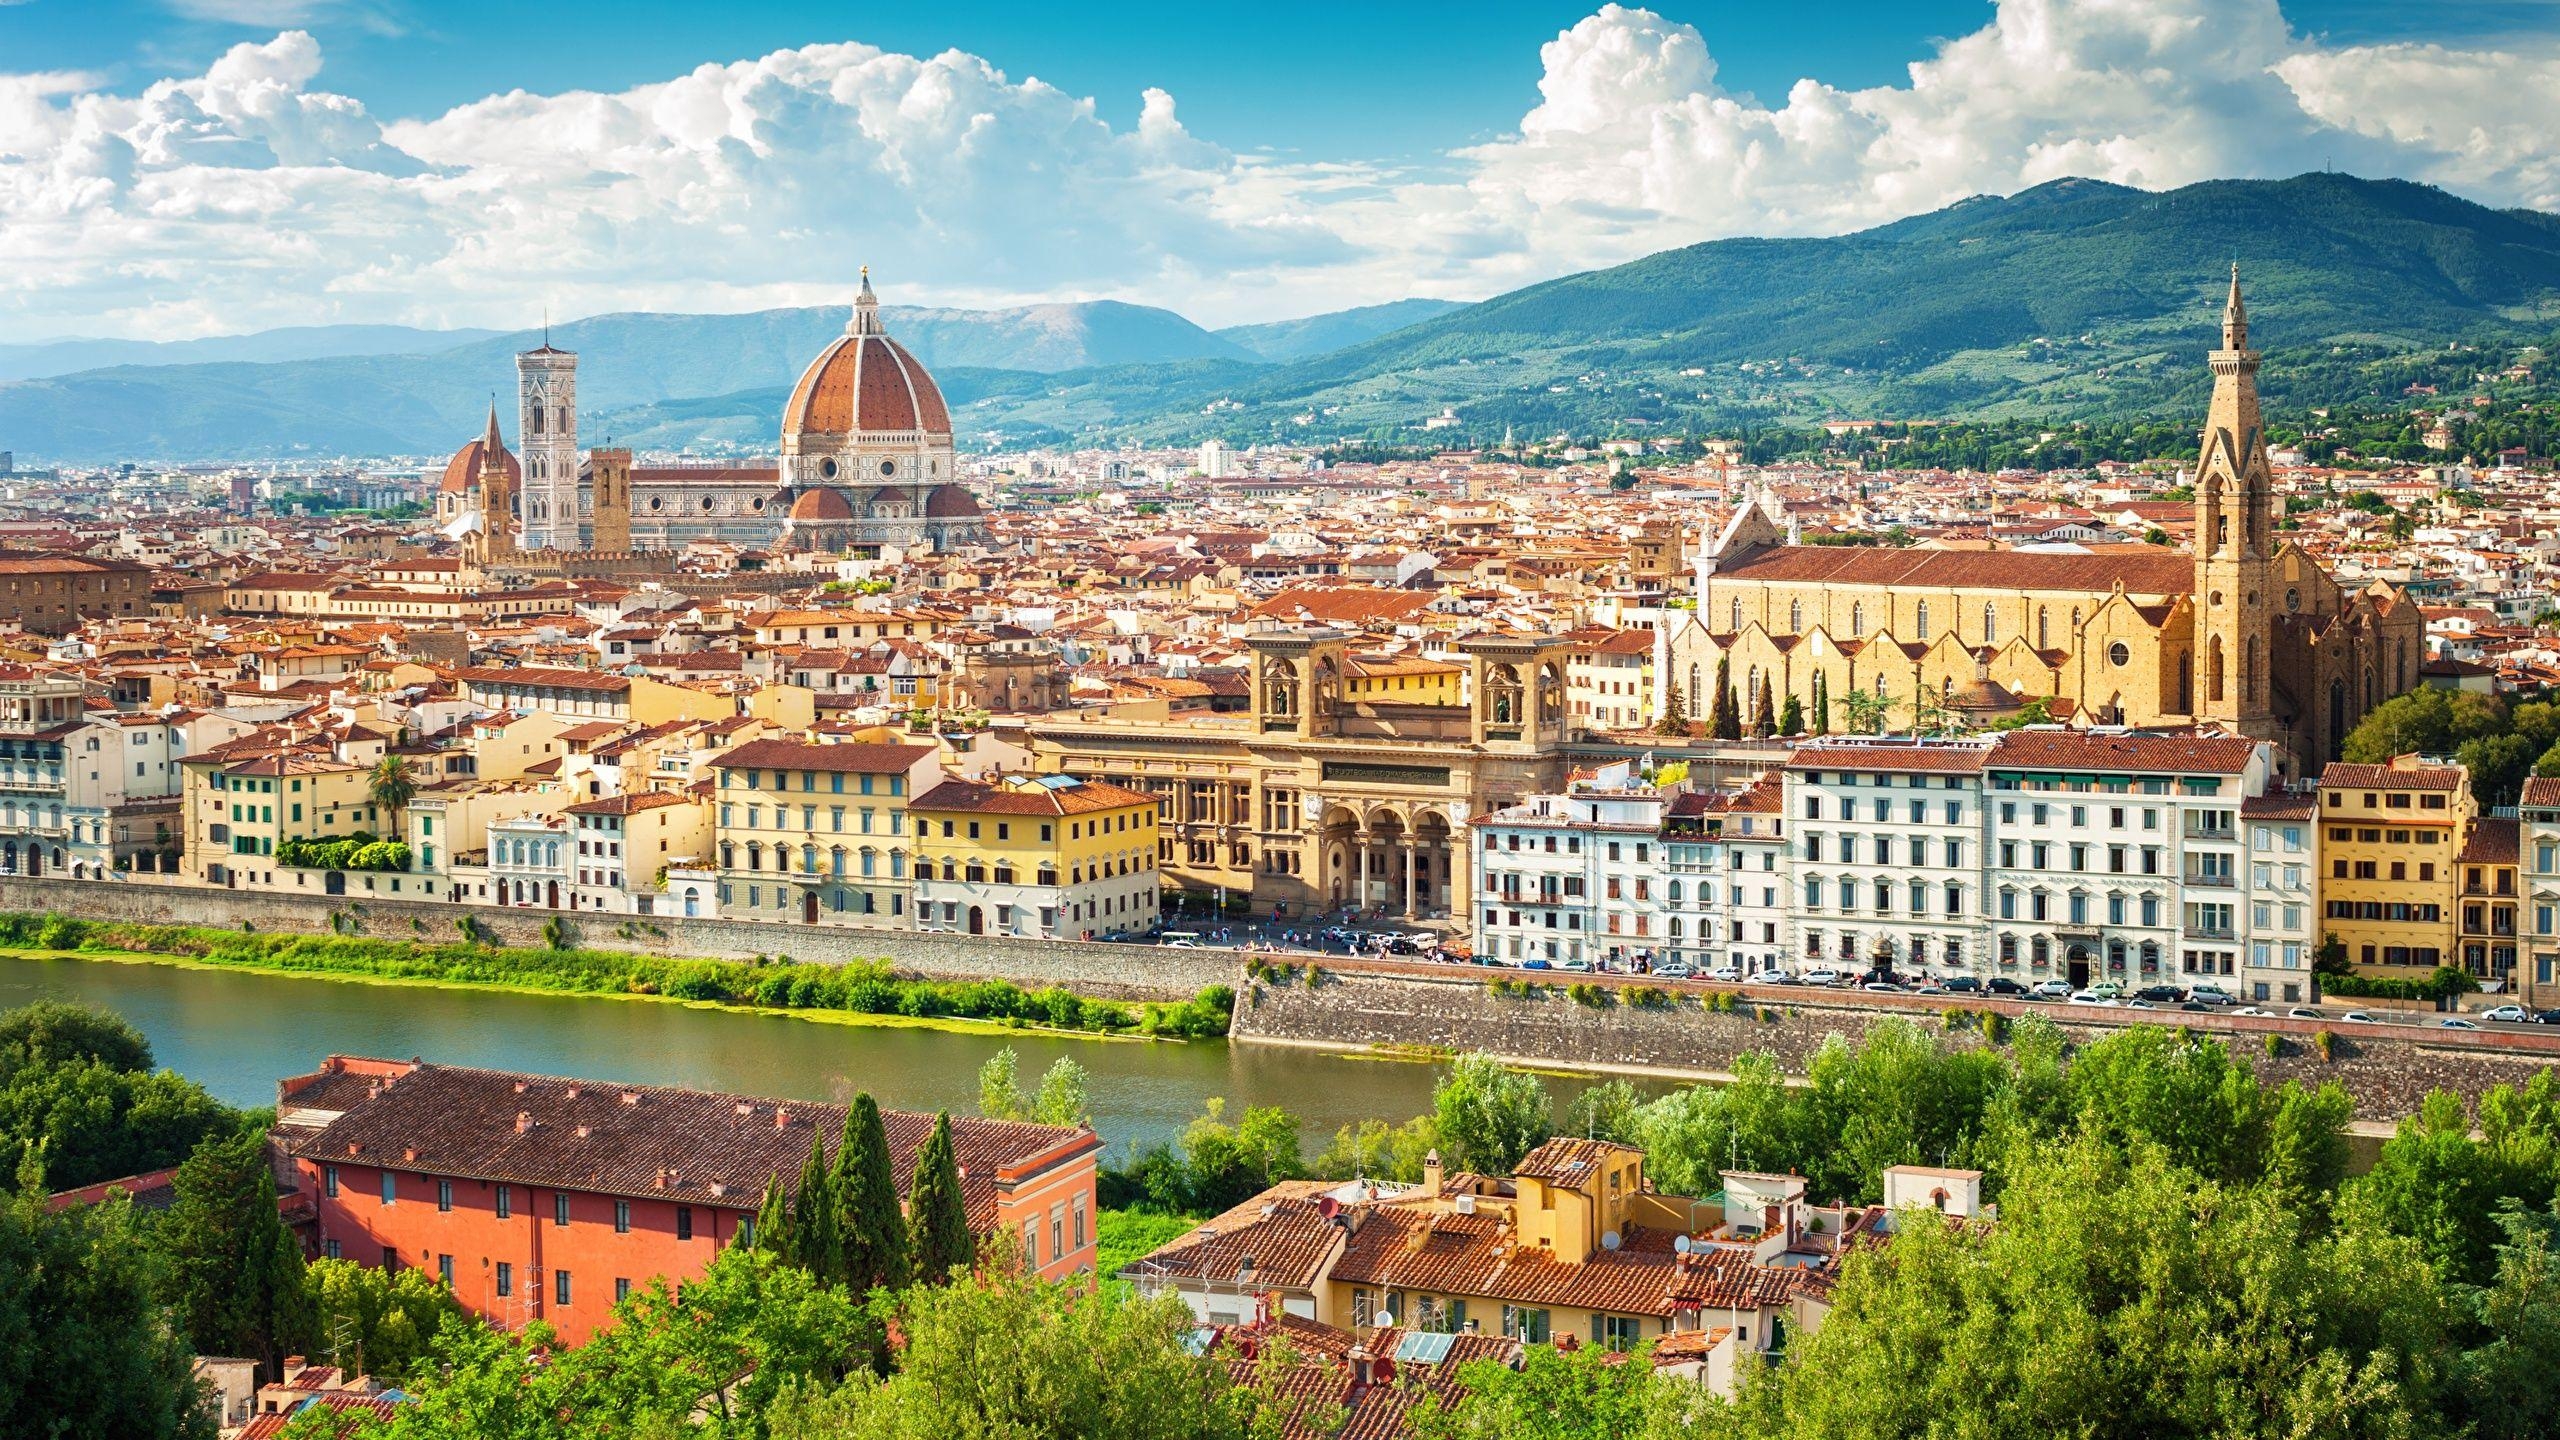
2,0,2557,337
9,1,2550,162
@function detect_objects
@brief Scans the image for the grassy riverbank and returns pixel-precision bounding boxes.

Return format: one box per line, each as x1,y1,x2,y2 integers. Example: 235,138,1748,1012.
0,913,1234,1042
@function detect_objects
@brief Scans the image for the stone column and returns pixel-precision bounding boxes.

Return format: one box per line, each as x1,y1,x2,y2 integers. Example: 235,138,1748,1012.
1403,843,1419,919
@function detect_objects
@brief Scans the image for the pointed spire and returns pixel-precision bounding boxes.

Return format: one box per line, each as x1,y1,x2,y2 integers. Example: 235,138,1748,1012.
2221,261,2248,352
848,265,883,337
484,396,502,461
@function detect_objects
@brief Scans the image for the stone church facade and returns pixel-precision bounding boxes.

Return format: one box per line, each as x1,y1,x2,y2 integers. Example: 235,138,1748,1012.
1662,272,2421,775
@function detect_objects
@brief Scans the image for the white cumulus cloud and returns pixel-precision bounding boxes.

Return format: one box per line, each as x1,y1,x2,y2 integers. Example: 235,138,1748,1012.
1,2,2557,340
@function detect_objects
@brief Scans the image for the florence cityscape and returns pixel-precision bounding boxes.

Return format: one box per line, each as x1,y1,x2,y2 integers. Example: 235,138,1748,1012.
9,1,2560,1436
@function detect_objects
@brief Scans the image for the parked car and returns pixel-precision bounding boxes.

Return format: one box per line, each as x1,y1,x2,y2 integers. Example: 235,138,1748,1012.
1911,983,1947,996
2284,1007,2325,1020
1652,961,1694,980
2030,979,2074,998
1521,959,1553,971
1705,964,1744,983
1801,967,1844,986
2177,1001,2213,1012
2187,985,2237,1006
2440,1018,2484,1031
1555,958,1593,973
2086,981,2125,1001
1758,970,1802,985
2134,985,2185,1003
1862,981,1906,994
2125,999,2159,1010
1940,976,1984,994
1986,977,2027,996
2339,1011,2376,1024
2233,1007,2270,1017
2066,989,2116,1006
2536,1009,2560,1025
2481,1004,2530,1024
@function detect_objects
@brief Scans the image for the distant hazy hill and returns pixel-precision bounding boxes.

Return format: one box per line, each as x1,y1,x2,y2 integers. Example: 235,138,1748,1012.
0,299,1248,461
12,174,2559,460
1216,298,1470,362
0,324,505,383
1173,173,2560,442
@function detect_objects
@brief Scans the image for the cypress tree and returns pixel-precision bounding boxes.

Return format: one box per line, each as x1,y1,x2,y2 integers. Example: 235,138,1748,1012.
792,1135,842,1283
1711,656,1739,740
156,1129,314,1383
833,1094,910,1294
751,1171,792,1264
907,1112,975,1284
1813,672,1831,734
1752,676,1776,738
1779,691,1804,737
1653,681,1689,737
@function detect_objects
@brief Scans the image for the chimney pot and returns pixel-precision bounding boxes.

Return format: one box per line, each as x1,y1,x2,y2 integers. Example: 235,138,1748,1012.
515,1111,532,1133
574,1124,590,1139
402,1146,416,1163
620,1091,639,1105
774,1108,789,1129
564,1086,580,1100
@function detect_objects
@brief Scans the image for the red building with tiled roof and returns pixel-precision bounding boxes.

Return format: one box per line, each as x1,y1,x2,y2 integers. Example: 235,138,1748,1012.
274,1056,1101,1345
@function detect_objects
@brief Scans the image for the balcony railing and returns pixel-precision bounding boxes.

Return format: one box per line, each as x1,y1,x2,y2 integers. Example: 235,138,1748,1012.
2182,872,2236,889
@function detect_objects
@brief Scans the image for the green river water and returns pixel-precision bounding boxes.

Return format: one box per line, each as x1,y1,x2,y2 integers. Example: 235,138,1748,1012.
0,952,1639,1159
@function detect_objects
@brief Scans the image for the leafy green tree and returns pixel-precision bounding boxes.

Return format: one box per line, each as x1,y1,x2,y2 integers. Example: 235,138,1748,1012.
1632,1051,1806,1198
1413,1335,1699,1439
0,1001,153,1079
1720,1137,2452,1440
1312,1115,1440,1183
834,1095,910,1296
907,1113,975,1284
0,1152,215,1440
1432,1054,1553,1175
154,1128,313,1381
977,1047,1027,1123
1173,1098,1306,1212
1031,1058,1090,1129
1795,1019,2007,1203
2455,1201,2560,1440
1559,1080,1645,1147
765,1266,1244,1440
2352,1090,2557,1286
0,1050,237,1193
302,1257,468,1383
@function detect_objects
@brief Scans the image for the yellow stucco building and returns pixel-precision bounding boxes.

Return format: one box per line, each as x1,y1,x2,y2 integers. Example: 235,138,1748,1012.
704,737,940,927
2315,754,2472,974
1664,273,2421,775
910,772,1160,939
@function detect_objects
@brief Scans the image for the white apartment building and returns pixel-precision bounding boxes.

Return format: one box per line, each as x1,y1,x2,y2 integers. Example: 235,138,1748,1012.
1715,777,1789,976
1472,762,1669,967
2241,791,2320,1004
1659,790,1722,969
1787,739,1991,978
0,670,183,879
487,812,574,910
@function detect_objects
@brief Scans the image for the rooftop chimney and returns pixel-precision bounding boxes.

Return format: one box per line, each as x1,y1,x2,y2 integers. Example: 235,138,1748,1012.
574,1125,590,1139
515,1111,532,1134
774,1109,790,1129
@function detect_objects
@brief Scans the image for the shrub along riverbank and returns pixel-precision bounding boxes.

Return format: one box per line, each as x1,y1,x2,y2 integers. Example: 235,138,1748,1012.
0,913,1234,1040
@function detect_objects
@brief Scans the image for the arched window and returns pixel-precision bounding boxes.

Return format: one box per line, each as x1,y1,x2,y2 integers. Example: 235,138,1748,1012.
1915,601,1931,640
2036,607,2049,648
2207,636,2227,704
1982,603,1996,644
1788,599,1802,633
1728,598,1743,632
1851,602,1865,638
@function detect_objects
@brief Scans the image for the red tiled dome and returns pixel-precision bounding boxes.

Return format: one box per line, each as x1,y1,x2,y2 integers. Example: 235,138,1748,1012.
782,277,952,443
787,488,856,521
782,334,950,441
923,483,981,518
438,437,518,495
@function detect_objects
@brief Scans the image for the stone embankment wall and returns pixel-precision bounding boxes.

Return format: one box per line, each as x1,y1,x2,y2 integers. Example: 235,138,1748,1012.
1232,966,2560,1121
0,875,1235,1002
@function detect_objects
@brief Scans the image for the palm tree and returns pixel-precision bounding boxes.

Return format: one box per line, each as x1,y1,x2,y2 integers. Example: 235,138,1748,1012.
368,754,417,818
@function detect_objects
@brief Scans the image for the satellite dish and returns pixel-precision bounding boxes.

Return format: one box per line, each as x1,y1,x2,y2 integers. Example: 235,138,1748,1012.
1376,1311,1398,1329
1601,1230,1623,1251
1673,1235,1693,1255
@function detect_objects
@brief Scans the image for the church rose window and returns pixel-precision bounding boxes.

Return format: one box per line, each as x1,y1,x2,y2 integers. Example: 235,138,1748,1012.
2109,643,2130,667
881,460,898,477
820,458,839,479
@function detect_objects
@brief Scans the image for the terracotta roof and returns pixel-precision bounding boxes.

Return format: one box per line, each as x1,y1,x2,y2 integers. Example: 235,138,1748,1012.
2319,761,2465,792
454,666,631,694
1512,1137,1639,1188
910,774,1157,816
1786,742,1992,774
1986,731,2259,774
782,328,951,439
1717,544,2196,596
2460,817,2519,866
276,1059,1095,1231
2520,777,2560,809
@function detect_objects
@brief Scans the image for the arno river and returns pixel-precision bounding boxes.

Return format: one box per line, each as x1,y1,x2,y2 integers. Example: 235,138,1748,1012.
0,951,1640,1159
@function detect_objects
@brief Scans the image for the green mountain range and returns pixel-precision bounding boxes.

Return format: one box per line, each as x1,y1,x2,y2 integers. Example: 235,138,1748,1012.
6,173,2557,461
